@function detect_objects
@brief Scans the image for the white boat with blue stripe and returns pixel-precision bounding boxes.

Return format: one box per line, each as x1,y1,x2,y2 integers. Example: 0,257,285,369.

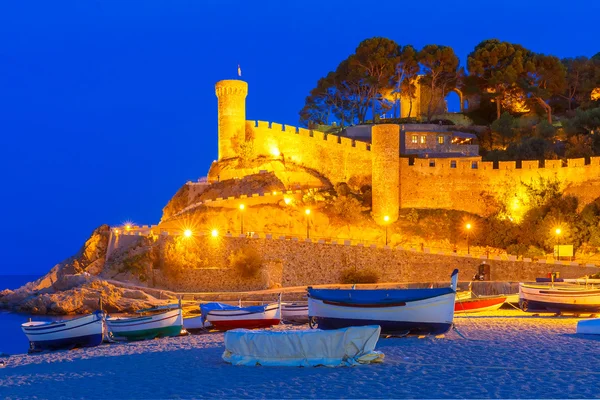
308,269,458,335
21,310,105,352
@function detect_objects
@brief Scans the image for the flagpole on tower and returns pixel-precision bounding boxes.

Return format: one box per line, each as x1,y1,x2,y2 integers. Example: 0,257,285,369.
238,64,242,77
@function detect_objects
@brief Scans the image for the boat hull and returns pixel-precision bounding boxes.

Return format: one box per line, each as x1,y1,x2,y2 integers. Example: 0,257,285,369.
207,303,281,331
183,314,212,332
519,284,600,313
455,296,506,313
22,311,105,351
281,302,309,323
107,308,183,341
309,293,456,335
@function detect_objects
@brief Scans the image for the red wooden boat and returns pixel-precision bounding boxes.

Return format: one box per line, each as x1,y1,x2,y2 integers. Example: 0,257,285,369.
455,295,506,313
201,302,281,331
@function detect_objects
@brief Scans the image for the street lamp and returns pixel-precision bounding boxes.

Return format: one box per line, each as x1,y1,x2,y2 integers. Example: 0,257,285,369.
305,209,311,239
211,229,219,238
384,215,390,246
183,229,192,238
239,204,245,235
555,227,562,260
465,223,472,254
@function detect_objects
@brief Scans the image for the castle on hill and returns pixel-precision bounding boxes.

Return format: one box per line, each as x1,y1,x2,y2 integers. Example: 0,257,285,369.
207,79,600,222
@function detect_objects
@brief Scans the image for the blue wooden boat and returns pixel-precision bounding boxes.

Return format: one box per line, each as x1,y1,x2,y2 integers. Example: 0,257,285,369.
308,269,458,334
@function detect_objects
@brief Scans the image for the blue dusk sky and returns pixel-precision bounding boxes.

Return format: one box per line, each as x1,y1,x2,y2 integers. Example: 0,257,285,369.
0,0,598,276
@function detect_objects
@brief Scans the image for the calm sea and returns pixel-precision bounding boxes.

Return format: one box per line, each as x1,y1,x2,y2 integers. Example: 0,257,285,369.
0,274,69,355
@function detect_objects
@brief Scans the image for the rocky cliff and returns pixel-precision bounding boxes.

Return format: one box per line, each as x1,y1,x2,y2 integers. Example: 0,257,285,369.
0,225,172,315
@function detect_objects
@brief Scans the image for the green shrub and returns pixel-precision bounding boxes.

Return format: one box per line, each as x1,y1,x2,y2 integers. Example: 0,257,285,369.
229,247,263,279
340,267,380,284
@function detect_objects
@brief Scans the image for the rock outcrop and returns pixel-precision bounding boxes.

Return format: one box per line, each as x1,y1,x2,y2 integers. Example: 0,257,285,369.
0,225,172,315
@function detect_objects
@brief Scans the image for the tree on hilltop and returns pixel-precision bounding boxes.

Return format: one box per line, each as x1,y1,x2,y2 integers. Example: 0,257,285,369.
490,111,516,148
418,44,460,121
350,37,400,121
467,39,529,120
392,45,420,118
560,57,595,111
520,53,566,123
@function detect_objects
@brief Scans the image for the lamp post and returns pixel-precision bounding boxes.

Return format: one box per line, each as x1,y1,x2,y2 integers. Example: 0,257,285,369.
384,215,390,246
466,223,472,254
555,227,561,260
239,204,245,235
305,209,311,239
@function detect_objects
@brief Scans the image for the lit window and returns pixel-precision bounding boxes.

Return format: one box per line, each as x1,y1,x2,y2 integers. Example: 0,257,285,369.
450,160,457,168
420,135,426,144
412,135,418,143
437,135,445,144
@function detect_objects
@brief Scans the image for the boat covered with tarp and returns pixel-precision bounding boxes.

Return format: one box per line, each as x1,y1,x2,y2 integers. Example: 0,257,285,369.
222,325,384,367
308,269,458,334
201,302,281,331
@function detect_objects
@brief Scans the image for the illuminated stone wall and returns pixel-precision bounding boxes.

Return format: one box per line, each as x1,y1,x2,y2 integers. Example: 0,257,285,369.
372,124,400,223
214,79,600,217
400,157,600,216
215,80,248,160
247,121,373,185
151,236,598,292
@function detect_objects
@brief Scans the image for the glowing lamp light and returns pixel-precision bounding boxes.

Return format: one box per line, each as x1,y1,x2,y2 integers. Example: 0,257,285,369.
384,215,390,223
239,204,245,211
466,223,472,230
125,224,132,231
211,229,219,237
555,228,562,235
272,191,277,196
114,229,120,235
305,209,311,215
284,197,291,205
270,147,281,157
183,229,192,238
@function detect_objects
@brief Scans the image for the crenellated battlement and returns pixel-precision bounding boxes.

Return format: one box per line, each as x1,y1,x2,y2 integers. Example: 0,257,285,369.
215,80,248,97
249,120,371,152
404,155,600,174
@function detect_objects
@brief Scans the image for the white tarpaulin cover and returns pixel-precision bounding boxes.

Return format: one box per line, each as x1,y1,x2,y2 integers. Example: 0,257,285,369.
222,325,384,367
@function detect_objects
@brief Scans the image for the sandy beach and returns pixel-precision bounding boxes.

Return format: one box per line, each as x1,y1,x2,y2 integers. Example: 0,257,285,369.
2,309,600,399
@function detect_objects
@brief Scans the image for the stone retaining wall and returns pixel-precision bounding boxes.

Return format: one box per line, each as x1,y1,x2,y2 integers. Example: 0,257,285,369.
151,236,599,292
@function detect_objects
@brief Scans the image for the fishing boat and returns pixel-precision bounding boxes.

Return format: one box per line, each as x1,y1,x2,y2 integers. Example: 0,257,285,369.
106,304,183,341
455,294,506,313
201,302,281,330
308,269,458,334
183,309,212,333
519,283,600,314
281,302,309,324
21,310,105,352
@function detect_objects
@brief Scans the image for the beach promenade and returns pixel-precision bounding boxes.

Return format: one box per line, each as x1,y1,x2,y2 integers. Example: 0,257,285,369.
2,309,600,399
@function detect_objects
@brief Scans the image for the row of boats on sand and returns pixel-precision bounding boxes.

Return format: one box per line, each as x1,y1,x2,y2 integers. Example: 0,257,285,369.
21,269,600,352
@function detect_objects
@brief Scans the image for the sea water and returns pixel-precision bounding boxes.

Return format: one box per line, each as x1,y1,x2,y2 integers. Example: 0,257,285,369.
0,275,68,355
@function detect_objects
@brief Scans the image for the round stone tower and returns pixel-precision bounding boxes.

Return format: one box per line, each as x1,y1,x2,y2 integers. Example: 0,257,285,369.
215,80,248,160
371,124,400,223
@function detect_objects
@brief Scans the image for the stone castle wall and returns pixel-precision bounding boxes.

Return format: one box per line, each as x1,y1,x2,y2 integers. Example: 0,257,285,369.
248,120,373,185
400,157,600,215
214,79,600,216
151,236,599,292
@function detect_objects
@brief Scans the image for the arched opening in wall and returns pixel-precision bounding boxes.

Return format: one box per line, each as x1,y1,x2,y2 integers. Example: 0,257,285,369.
445,91,461,113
